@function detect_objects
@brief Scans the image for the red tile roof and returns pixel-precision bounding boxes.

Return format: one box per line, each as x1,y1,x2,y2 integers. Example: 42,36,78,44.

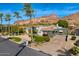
41,25,56,31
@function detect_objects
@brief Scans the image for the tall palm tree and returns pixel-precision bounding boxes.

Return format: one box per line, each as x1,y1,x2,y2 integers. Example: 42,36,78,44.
5,13,11,35
14,11,21,35
0,12,3,33
22,3,34,40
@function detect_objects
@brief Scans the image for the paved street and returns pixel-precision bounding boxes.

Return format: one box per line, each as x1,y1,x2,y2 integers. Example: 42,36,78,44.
0,36,48,56
30,35,75,56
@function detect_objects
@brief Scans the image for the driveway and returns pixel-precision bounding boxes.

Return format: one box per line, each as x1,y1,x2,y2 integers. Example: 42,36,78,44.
30,35,75,56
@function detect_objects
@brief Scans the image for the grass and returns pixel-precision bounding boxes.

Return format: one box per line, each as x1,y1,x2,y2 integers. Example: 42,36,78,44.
9,37,21,42
70,46,79,55
33,35,50,44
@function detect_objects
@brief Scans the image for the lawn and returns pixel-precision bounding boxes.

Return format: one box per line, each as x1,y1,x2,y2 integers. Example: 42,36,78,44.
33,35,50,44
9,37,21,42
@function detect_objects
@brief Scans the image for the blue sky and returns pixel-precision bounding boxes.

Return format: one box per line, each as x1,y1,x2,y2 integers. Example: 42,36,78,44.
0,3,79,24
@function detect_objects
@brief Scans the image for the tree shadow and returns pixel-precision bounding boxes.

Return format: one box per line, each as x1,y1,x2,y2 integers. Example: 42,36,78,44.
56,48,72,56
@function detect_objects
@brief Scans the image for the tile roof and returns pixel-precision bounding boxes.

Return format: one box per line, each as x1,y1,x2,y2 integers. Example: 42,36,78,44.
41,26,56,31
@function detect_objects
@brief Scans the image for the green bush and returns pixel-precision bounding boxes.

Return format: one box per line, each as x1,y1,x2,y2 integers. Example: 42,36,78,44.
74,40,79,47
71,35,76,40
70,31,75,35
9,37,21,42
71,46,79,55
33,35,50,44
19,28,25,34
33,29,38,34
57,20,68,28
33,35,45,44
44,36,50,42
28,41,32,44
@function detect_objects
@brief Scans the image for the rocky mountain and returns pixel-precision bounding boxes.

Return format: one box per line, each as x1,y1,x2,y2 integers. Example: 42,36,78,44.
15,14,59,25
63,12,79,26
15,12,79,26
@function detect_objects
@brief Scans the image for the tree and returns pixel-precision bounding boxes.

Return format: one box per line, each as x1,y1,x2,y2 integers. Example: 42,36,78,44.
14,11,21,35
0,12,3,32
57,20,68,28
5,13,11,35
22,3,34,40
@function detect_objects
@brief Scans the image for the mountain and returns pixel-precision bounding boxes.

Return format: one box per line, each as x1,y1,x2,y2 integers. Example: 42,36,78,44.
63,12,79,26
15,12,79,27
15,14,59,25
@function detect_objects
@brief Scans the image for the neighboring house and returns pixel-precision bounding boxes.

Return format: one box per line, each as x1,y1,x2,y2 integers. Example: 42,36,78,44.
26,26,55,36
36,26,45,36
36,25,66,36
26,24,66,37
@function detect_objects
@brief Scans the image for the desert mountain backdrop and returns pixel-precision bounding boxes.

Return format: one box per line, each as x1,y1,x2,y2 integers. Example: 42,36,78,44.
15,12,79,26
63,12,79,26
15,14,59,25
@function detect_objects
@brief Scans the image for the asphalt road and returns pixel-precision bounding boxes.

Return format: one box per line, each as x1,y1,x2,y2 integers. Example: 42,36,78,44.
0,36,48,56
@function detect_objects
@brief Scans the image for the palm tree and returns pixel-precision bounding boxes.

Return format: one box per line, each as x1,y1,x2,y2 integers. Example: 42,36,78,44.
5,13,11,35
0,12,3,33
22,3,34,40
14,11,21,35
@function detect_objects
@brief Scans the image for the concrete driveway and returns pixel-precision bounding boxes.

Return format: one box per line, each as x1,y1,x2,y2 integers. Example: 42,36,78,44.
30,35,75,56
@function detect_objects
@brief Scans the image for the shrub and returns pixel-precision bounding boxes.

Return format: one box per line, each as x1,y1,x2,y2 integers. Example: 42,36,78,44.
44,36,50,42
28,41,32,44
71,35,76,40
19,28,25,34
33,35,45,44
33,35,50,44
9,37,21,42
33,29,38,34
43,33,48,36
74,40,79,46
57,20,68,28
70,46,79,55
70,31,75,35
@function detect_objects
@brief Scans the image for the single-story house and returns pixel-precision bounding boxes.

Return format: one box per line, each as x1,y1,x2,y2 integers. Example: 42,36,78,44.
36,25,66,36
26,25,67,37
